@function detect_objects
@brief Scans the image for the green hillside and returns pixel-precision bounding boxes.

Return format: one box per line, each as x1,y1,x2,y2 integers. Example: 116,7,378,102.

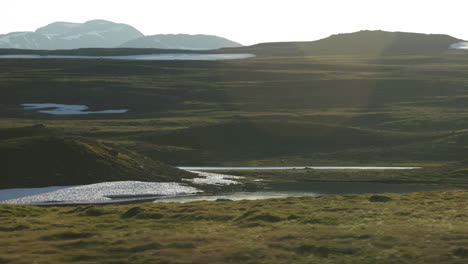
0,126,194,189
221,30,463,56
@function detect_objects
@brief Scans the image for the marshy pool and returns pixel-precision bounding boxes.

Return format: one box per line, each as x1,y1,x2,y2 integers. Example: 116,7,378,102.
21,103,128,115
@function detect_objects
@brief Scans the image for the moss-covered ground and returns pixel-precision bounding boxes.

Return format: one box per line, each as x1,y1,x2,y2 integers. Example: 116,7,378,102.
1,191,467,264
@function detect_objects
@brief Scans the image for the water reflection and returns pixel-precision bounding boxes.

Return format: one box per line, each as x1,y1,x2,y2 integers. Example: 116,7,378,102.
154,181,456,203
0,53,255,61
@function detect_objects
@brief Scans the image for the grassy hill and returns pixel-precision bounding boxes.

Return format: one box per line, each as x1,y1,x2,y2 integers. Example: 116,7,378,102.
130,121,428,165
220,30,463,56
0,125,194,189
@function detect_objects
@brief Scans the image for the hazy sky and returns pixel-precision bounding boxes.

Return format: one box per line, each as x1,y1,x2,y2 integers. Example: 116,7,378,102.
2,0,467,45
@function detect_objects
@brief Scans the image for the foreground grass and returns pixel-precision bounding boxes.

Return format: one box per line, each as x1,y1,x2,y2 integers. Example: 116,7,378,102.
1,191,468,264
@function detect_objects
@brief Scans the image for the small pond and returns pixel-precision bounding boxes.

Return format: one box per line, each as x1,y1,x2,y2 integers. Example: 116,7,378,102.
22,103,128,115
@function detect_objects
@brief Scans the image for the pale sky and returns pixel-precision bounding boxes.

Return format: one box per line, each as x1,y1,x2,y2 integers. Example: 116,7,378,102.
2,0,467,45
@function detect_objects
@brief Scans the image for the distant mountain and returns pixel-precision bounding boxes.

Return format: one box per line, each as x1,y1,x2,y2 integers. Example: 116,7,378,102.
0,20,143,50
1,27,462,56
35,20,144,49
220,30,464,56
0,20,242,50
0,32,53,49
120,34,242,50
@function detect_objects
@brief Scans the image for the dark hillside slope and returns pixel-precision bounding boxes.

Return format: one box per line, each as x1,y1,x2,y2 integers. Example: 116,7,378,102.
132,121,428,165
0,128,194,189
220,30,462,56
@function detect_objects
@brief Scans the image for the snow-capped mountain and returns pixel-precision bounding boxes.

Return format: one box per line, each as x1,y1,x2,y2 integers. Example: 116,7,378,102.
120,34,242,50
0,20,242,50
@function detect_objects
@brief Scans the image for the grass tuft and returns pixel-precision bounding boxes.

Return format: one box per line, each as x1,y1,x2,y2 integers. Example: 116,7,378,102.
121,207,144,218
41,231,95,241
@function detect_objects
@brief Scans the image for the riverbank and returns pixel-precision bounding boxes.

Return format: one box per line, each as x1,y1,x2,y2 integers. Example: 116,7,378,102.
220,167,468,188
1,190,467,264
2,167,461,206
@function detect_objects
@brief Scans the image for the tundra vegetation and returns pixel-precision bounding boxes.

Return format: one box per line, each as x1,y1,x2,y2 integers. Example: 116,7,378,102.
2,41,468,263
1,191,468,264
2,52,468,186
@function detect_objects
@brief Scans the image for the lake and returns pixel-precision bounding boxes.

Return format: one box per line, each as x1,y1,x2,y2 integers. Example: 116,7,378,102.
0,53,255,61
177,166,422,170
154,181,455,203
1,167,458,205
0,181,200,205
0,181,453,205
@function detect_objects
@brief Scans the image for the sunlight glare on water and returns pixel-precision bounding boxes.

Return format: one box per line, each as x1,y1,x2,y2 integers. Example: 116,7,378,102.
0,54,255,60
1,181,200,205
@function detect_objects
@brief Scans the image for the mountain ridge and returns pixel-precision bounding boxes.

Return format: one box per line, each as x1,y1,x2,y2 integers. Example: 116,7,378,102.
0,19,242,50
218,30,464,56
120,33,242,50
0,29,466,57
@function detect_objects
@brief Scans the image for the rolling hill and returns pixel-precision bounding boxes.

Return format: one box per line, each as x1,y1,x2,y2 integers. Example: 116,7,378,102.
219,30,464,56
0,125,194,189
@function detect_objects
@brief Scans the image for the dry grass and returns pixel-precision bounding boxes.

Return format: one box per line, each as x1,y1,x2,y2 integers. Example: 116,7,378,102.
1,191,468,263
